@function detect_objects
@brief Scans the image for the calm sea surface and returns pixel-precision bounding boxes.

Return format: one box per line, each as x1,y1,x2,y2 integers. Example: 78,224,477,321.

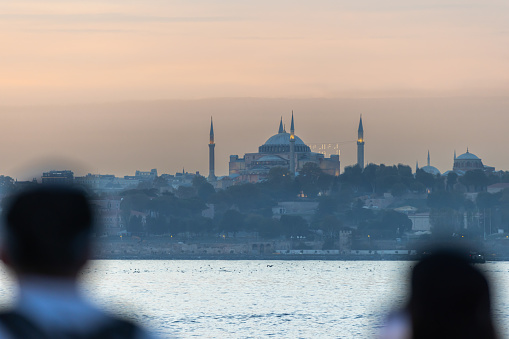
1,260,509,338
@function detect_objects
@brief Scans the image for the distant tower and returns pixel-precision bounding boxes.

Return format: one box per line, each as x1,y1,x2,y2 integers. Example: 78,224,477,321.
416,161,419,172
454,150,457,160
427,150,430,167
208,117,216,182
357,115,365,170
289,111,296,176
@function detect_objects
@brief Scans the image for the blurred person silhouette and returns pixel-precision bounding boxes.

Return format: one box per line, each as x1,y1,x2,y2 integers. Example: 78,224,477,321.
0,186,153,338
380,249,497,339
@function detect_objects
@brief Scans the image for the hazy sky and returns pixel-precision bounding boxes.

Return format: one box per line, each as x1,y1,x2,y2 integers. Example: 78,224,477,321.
1,1,508,178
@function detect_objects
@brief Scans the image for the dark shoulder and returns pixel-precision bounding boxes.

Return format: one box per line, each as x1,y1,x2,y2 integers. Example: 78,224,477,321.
0,311,144,339
88,316,141,338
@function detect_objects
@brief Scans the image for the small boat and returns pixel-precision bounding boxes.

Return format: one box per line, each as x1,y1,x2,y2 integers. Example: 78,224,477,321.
469,252,486,264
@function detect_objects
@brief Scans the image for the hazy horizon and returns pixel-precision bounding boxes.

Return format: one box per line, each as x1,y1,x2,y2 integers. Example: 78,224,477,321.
1,1,508,180
1,96,508,180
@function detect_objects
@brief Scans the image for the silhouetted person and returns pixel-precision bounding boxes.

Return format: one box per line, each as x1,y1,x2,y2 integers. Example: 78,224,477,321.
0,186,153,338
380,249,497,339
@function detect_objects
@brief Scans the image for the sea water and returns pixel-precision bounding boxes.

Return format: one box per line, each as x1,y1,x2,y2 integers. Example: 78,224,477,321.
1,260,509,338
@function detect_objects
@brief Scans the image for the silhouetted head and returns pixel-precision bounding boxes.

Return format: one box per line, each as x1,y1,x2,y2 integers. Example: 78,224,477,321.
408,250,496,339
1,186,93,278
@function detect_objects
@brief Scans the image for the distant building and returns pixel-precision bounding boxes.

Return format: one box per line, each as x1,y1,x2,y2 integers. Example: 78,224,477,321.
453,149,484,172
271,201,319,221
448,148,495,175
90,198,124,235
41,170,74,185
418,151,441,176
75,173,140,193
132,169,158,181
487,183,509,194
228,113,340,182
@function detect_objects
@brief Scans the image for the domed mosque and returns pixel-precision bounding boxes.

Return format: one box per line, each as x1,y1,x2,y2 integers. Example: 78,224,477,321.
228,113,341,182
442,148,494,177
453,148,484,172
419,150,441,176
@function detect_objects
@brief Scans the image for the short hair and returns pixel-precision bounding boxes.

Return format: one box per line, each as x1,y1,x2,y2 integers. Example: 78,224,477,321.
408,250,496,339
2,186,93,276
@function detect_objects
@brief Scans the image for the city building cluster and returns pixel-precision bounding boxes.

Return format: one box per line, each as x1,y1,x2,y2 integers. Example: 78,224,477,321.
1,113,506,252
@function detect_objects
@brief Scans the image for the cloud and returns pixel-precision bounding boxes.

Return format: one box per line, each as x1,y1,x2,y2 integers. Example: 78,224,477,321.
229,36,303,40
0,12,241,24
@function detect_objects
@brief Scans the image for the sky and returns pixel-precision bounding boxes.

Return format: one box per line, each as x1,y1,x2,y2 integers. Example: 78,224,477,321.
1,1,508,178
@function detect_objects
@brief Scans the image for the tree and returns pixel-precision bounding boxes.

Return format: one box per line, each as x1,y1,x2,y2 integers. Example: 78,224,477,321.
460,170,490,192
317,196,338,216
297,162,323,197
427,191,466,210
280,215,308,237
220,210,244,236
476,191,502,210
153,176,169,188
127,215,144,233
362,163,378,193
0,176,14,194
379,210,412,234
146,216,169,235
341,165,363,192
258,218,282,239
267,166,292,183
390,183,408,197
415,169,435,189
212,183,273,212
430,208,463,238
193,175,216,201
177,186,197,199
262,166,298,200
447,172,458,191
319,215,343,239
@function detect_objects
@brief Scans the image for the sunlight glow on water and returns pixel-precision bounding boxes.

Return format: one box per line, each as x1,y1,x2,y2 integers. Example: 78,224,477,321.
81,260,411,338
1,260,509,338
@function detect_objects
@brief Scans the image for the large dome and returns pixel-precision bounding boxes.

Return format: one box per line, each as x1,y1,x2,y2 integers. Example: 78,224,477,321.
259,132,311,153
456,152,480,160
264,132,306,145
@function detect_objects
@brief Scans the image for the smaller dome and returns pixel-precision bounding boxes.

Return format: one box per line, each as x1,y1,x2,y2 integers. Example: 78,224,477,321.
421,166,441,176
456,152,480,160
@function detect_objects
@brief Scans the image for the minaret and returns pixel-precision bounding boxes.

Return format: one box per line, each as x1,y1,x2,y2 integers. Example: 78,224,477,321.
278,117,284,134
416,161,419,172
454,150,457,160
289,111,296,176
357,115,365,170
427,150,430,167
208,117,216,182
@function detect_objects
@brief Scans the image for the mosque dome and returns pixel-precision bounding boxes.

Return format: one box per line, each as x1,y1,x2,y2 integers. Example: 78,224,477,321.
258,116,312,153
259,132,311,153
456,152,480,160
419,151,440,176
264,132,306,146
421,165,441,176
453,149,483,172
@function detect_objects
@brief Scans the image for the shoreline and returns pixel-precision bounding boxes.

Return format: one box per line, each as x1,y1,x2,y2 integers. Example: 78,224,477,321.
91,254,509,261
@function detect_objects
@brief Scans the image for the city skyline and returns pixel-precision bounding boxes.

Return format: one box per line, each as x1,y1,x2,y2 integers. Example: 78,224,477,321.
1,96,507,180
1,1,508,179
